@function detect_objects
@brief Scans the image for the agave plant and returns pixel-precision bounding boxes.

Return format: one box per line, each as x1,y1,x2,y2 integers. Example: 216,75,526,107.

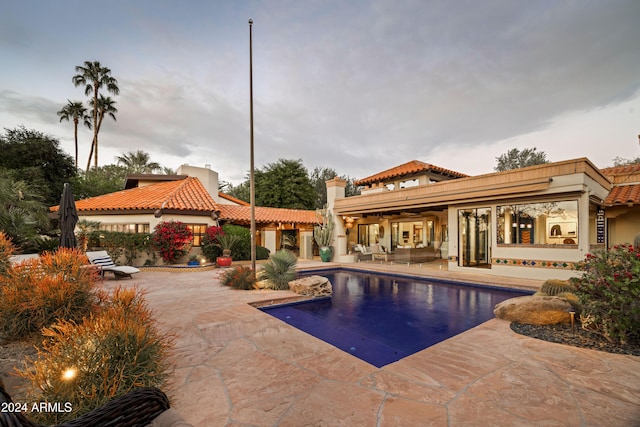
260,249,298,290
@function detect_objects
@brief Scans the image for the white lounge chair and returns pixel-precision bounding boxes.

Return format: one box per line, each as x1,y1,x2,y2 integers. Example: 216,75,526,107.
86,250,140,279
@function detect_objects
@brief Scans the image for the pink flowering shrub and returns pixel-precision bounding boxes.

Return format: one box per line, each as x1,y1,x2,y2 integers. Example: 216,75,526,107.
152,221,192,263
572,244,640,344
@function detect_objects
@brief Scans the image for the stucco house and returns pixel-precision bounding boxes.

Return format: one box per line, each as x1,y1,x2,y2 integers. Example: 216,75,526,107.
57,164,319,260
325,157,638,280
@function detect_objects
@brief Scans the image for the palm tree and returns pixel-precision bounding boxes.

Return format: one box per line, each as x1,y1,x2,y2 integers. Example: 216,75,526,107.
72,61,119,170
115,150,161,174
85,95,118,172
57,100,91,171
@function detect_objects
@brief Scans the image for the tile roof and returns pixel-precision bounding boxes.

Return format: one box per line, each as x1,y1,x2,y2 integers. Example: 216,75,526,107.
217,205,319,225
51,177,217,213
219,193,250,206
600,163,640,177
354,160,468,186
604,184,640,207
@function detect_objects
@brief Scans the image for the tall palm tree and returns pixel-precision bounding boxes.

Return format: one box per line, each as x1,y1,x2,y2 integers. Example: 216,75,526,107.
72,61,119,170
85,95,118,172
115,150,161,174
57,100,91,171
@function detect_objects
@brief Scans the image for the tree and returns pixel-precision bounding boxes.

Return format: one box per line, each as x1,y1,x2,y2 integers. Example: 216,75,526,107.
72,61,119,170
225,181,250,203
0,127,75,206
85,95,118,172
57,100,91,171
115,150,161,174
71,165,128,199
494,147,549,172
612,156,640,166
0,169,48,249
310,166,361,209
254,159,316,209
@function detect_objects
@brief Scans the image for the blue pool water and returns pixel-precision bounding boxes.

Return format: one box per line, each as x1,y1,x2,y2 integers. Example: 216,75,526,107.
260,270,530,367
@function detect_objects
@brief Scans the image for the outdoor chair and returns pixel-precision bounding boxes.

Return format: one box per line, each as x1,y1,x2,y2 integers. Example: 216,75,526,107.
86,251,140,280
0,383,173,427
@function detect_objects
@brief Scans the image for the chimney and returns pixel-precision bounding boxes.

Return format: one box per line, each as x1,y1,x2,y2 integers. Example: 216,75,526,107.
176,164,219,203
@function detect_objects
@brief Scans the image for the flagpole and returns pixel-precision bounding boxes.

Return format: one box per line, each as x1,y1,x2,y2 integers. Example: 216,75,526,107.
249,18,257,277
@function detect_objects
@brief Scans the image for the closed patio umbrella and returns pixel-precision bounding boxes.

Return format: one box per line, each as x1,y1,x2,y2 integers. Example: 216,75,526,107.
58,183,78,248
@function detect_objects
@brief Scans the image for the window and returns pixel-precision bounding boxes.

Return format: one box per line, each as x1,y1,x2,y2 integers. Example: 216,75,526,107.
100,223,150,233
187,224,207,247
358,224,380,247
497,201,578,245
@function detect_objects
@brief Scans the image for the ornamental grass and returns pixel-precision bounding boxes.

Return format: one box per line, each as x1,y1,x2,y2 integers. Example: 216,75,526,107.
0,248,101,341
17,286,174,425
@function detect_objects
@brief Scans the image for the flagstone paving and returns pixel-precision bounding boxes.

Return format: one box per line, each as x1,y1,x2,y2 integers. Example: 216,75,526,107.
100,262,640,426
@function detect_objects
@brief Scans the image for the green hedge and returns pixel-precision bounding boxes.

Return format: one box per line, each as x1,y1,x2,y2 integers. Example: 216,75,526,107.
202,224,270,262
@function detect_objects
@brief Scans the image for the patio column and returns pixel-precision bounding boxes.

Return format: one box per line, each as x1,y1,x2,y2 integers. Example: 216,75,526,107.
326,177,350,261
299,225,314,259
264,224,277,254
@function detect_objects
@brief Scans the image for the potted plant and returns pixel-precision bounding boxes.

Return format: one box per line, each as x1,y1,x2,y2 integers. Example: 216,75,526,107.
314,207,335,262
187,254,200,266
214,233,240,267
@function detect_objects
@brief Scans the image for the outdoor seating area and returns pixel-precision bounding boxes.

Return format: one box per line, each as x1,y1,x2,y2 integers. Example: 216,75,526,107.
353,243,439,264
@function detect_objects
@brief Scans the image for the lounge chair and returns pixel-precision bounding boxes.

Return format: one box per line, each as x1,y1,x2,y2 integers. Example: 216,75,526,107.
86,250,140,279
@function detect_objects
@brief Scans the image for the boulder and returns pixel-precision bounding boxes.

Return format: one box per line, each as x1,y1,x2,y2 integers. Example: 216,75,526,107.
288,275,332,297
494,295,573,325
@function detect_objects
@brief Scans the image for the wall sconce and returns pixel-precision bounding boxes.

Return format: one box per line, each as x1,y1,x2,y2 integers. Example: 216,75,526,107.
512,222,517,227
342,216,355,235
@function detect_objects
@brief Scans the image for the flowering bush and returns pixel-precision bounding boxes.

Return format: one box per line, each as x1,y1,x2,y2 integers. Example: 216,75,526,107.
221,266,256,290
572,244,640,345
153,221,192,263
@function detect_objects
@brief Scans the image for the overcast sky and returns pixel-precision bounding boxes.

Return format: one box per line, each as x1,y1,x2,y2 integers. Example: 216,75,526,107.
1,0,639,185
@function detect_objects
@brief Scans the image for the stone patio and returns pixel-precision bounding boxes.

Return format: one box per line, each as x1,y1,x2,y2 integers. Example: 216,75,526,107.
100,262,640,426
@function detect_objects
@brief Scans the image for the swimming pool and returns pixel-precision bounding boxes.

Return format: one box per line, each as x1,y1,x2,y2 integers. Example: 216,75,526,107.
260,269,531,367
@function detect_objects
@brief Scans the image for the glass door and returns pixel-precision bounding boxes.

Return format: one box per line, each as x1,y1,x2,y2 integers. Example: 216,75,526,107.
459,208,491,268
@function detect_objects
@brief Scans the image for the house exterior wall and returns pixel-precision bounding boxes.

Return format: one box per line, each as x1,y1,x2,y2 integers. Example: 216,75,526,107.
329,158,614,280
606,207,640,246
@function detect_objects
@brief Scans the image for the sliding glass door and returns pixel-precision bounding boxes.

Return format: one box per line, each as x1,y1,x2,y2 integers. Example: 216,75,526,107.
458,208,491,268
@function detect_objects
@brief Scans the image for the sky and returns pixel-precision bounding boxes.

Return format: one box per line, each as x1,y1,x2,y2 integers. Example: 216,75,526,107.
1,0,639,185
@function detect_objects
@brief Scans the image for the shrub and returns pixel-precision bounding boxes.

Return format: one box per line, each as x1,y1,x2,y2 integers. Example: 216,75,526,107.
0,231,15,275
0,248,100,341
540,279,575,296
221,266,256,290
572,244,640,345
260,249,297,290
202,225,270,262
153,221,192,263
17,287,174,425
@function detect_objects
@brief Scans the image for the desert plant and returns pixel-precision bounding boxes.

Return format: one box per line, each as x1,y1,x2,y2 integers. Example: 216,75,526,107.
17,286,174,424
75,219,101,251
260,249,298,290
0,231,15,275
153,221,193,263
0,248,100,341
572,244,640,345
221,265,257,290
540,279,575,296
313,206,334,247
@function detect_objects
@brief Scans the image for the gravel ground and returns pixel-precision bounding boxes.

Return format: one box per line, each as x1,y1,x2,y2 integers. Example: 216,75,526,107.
511,322,640,356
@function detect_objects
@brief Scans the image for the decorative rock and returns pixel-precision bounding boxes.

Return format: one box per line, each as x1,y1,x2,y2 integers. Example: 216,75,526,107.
494,295,572,325
288,275,333,297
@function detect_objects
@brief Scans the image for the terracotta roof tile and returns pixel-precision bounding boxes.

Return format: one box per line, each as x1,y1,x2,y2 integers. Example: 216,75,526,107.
604,184,640,206
51,177,217,213
218,193,250,206
600,163,640,177
355,160,468,186
217,205,319,225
